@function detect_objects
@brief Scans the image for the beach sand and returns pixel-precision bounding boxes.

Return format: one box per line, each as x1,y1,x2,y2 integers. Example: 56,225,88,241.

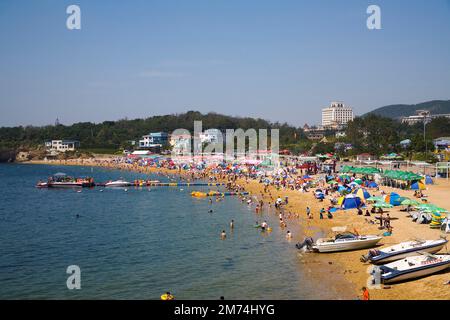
25,158,450,300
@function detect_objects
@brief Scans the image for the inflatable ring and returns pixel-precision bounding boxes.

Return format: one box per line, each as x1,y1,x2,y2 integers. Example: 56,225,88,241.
161,293,174,300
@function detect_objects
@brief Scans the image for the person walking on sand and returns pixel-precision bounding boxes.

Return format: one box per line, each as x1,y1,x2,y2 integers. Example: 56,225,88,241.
306,206,311,218
361,287,370,300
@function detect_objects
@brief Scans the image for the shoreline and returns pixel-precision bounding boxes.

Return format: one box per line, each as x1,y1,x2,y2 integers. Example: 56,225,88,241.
21,159,450,300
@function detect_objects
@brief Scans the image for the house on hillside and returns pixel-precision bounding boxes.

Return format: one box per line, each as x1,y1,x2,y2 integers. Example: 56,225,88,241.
139,132,169,149
44,140,80,152
356,153,377,161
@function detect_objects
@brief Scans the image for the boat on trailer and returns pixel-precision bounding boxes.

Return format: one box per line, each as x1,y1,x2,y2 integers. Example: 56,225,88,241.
361,238,448,264
375,253,450,284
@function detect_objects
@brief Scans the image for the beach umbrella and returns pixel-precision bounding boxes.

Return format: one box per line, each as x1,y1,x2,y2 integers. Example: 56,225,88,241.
401,198,420,206
327,180,338,184
432,207,449,213
367,196,384,203
373,202,393,208
354,179,363,185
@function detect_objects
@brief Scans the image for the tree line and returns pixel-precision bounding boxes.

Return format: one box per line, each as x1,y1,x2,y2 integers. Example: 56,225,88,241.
1,111,449,158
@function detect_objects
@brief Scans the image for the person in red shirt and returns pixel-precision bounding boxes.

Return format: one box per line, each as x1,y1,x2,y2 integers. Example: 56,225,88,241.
362,287,370,300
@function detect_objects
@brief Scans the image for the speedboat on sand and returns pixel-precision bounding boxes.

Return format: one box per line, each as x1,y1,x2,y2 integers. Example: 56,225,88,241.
312,232,382,253
361,238,448,264
374,253,450,284
105,180,132,187
297,227,382,253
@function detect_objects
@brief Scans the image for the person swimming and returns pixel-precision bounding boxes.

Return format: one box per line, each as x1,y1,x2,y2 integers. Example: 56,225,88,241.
260,220,268,231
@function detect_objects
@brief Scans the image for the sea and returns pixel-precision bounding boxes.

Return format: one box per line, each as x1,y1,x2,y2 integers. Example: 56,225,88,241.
0,164,345,299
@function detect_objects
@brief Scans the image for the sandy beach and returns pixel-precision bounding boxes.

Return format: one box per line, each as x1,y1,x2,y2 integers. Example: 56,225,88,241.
25,157,450,300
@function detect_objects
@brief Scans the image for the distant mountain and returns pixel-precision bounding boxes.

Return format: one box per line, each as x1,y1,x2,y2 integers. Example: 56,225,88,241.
364,100,450,119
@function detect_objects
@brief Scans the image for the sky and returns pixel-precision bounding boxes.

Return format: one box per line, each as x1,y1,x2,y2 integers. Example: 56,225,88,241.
0,0,450,127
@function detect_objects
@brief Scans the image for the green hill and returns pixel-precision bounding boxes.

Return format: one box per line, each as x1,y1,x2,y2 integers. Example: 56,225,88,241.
364,100,450,119
0,111,304,150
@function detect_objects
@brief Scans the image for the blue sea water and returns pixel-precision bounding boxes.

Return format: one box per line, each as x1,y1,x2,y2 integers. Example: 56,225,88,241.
0,164,337,299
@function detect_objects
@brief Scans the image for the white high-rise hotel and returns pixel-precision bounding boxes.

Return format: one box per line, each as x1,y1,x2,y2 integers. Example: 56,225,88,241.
321,102,354,127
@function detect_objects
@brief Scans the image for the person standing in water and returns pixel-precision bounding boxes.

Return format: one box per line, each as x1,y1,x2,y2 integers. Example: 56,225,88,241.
221,230,226,239
230,220,234,230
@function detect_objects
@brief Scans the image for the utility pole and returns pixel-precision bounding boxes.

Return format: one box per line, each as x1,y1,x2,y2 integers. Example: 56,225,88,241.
422,111,430,162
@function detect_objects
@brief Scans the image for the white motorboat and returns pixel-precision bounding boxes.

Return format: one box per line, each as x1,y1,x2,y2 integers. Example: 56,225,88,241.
312,232,382,253
361,238,448,264
375,254,450,284
105,180,132,187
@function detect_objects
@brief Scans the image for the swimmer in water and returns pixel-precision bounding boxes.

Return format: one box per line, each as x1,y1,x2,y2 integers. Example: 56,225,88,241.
221,230,226,239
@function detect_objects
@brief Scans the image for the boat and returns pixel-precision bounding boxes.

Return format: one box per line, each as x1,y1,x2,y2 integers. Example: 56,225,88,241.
374,254,450,284
312,232,382,253
361,238,448,264
39,173,95,188
36,182,49,188
105,180,132,187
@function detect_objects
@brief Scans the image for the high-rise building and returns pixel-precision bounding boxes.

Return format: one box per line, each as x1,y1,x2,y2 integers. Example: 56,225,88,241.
321,102,354,127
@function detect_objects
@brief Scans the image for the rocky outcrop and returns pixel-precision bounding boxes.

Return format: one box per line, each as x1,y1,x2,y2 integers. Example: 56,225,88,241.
0,149,16,162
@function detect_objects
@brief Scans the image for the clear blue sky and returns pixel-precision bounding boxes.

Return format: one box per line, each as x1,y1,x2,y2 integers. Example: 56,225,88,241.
1,0,449,127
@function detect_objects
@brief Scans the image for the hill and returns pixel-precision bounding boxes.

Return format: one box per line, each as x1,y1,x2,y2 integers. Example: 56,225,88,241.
0,111,304,151
364,100,450,119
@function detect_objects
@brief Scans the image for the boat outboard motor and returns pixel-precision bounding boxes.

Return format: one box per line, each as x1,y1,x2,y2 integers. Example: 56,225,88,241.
296,237,314,251
360,249,380,263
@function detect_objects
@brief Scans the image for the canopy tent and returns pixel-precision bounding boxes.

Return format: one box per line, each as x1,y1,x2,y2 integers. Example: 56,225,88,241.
383,170,423,181
340,166,380,175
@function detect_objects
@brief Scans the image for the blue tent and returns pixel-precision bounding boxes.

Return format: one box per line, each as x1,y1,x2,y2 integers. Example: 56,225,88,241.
341,195,363,210
387,192,402,206
353,188,371,199
425,176,433,185
367,181,378,188
410,181,426,190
